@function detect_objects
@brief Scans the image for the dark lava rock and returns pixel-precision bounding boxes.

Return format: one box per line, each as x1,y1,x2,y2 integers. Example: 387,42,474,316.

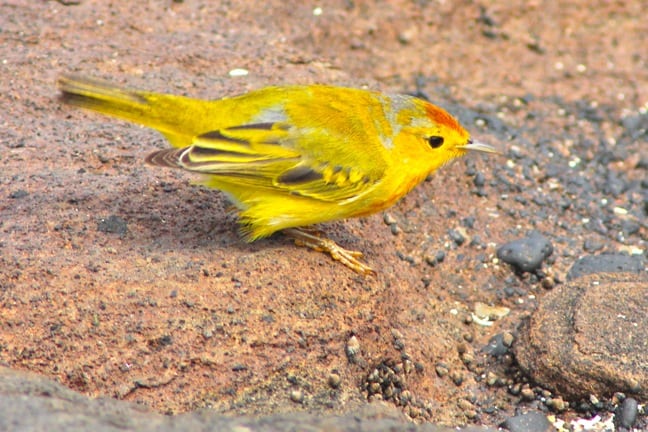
482,334,510,357
497,231,553,273
615,397,639,429
566,254,646,281
9,189,29,199
514,272,648,400
501,411,554,432
0,367,464,432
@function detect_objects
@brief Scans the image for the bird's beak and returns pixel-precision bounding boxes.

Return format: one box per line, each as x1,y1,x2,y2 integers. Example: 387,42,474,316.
457,140,499,154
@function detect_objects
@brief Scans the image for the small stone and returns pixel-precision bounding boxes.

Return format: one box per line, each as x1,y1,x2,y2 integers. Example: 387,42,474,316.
463,409,478,419
289,389,304,403
474,302,510,322
286,374,299,385
400,390,412,403
435,364,449,377
615,397,639,429
457,399,475,416
367,369,379,382
473,172,486,187
383,385,394,399
546,396,567,412
486,371,498,386
345,336,361,362
496,231,553,273
540,276,555,290
520,386,535,400
383,213,397,225
9,189,28,199
408,406,422,419
502,411,552,432
509,383,522,396
228,68,249,77
425,250,446,267
502,332,515,347
583,239,605,253
460,352,475,366
448,229,466,246
450,371,464,386
482,334,510,356
327,373,341,389
462,216,476,229
393,339,405,351
390,328,404,340
627,378,641,393
403,360,413,374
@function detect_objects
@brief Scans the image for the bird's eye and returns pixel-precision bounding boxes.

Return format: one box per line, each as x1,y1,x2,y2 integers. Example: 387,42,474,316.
427,136,444,148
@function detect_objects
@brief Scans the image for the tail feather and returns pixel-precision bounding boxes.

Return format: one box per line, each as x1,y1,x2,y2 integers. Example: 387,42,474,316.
57,75,209,147
58,75,153,122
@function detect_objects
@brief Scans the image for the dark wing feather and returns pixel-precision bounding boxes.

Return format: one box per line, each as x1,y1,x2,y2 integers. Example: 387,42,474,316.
146,122,383,203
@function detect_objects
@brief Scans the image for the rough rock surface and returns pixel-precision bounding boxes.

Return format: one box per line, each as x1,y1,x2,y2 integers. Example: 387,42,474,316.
1,0,646,430
514,272,648,400
0,367,467,432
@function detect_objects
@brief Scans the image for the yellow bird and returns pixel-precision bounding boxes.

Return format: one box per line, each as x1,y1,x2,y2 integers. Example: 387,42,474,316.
58,75,496,274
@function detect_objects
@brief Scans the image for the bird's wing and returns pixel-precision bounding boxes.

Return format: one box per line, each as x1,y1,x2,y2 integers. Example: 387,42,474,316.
146,122,388,203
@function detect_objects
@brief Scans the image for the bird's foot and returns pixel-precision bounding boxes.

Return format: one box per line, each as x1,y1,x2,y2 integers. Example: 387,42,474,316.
283,227,375,276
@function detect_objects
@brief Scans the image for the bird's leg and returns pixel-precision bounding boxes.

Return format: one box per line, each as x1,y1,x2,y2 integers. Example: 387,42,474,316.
283,227,375,275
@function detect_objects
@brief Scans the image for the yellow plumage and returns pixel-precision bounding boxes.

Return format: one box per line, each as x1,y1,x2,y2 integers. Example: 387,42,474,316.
58,75,496,273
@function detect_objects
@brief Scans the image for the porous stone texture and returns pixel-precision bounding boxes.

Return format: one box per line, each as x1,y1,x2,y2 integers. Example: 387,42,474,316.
515,272,648,400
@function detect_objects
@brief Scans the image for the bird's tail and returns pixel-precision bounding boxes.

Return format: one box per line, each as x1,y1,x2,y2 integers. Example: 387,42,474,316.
57,74,210,147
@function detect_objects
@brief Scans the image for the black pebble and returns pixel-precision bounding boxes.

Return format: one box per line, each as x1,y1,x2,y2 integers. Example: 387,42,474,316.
566,254,645,281
582,239,604,253
482,334,509,357
9,190,29,199
447,229,466,246
462,216,476,229
473,172,486,187
97,215,128,236
615,397,639,429
496,231,553,273
502,411,553,432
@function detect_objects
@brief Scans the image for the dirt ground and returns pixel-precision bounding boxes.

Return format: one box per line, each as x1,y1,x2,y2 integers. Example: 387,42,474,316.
1,0,646,429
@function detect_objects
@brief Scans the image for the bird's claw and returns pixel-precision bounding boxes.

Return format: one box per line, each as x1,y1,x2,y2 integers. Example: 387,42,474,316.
283,228,375,275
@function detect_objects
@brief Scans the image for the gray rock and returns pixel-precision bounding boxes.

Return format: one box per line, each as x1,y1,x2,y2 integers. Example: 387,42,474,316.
497,231,553,273
502,411,554,432
0,367,465,432
566,254,645,281
615,397,639,429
